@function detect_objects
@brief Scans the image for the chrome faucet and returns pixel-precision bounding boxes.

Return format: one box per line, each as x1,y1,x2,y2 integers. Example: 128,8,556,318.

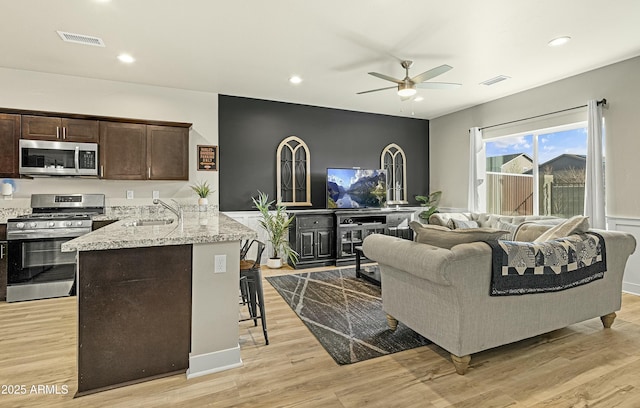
153,198,183,223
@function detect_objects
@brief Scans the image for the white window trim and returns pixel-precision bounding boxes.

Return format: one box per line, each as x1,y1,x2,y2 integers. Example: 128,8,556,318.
482,121,587,216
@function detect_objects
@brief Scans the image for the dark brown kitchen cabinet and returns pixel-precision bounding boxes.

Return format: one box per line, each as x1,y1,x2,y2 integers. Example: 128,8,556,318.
99,122,147,179
100,122,189,180
147,125,189,180
22,115,99,142
0,240,6,301
0,114,20,178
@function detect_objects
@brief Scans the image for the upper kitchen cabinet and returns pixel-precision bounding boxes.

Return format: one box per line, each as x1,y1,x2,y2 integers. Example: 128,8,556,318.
22,115,99,142
100,122,147,180
0,114,20,178
100,122,190,180
147,125,189,180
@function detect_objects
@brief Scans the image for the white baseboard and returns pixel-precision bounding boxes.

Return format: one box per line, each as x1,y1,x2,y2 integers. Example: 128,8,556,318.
186,345,243,379
623,283,640,296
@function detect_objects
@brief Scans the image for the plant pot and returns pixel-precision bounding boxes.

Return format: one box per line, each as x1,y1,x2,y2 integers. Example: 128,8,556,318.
198,197,208,212
267,258,282,269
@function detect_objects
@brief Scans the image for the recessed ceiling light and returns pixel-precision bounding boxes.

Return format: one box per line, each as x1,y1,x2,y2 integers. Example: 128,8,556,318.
413,96,424,102
289,76,302,84
117,54,135,64
548,36,571,47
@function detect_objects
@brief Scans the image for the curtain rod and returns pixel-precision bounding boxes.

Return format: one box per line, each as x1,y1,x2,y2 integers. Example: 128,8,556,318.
479,98,607,131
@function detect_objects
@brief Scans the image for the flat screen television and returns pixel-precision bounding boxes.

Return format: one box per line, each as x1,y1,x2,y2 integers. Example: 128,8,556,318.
326,168,387,209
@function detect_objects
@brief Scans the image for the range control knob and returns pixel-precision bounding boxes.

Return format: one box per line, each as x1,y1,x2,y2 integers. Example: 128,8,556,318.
48,221,56,227
65,221,72,227
76,221,84,226
29,222,37,228
15,222,25,229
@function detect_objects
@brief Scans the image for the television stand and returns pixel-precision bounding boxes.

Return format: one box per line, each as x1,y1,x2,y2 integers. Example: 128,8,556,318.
334,209,414,267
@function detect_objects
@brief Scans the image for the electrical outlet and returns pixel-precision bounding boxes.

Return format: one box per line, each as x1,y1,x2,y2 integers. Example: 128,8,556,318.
126,190,134,199
152,191,159,199
214,255,226,273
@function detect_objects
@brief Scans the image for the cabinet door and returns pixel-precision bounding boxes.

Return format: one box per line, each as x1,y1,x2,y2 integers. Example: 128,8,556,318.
298,231,316,261
0,114,20,178
0,241,7,301
22,115,62,140
316,229,334,259
99,122,147,179
147,125,189,180
61,118,99,142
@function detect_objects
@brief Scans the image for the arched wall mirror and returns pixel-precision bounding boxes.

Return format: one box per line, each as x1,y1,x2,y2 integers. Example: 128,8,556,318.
381,143,408,204
276,136,312,206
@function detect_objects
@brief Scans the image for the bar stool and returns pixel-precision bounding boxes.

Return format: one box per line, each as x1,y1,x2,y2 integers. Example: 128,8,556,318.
239,240,268,345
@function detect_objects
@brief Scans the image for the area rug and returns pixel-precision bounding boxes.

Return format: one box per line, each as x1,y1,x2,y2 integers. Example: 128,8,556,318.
266,267,430,365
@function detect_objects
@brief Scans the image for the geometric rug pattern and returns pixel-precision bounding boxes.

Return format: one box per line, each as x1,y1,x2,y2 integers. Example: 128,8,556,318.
266,267,430,365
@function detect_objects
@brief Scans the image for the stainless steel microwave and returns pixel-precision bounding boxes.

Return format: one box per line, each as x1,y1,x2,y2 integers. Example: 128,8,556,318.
19,139,99,176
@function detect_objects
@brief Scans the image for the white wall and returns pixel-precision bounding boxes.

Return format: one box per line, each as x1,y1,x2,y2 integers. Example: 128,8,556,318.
430,55,640,294
430,55,640,219
0,68,219,208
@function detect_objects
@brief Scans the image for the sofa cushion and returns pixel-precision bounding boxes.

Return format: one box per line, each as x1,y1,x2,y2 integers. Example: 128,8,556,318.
450,219,479,229
533,215,590,242
410,221,508,249
514,222,554,241
497,221,519,240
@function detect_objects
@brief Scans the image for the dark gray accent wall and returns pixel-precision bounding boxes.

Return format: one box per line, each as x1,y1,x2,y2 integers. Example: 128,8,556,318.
219,95,430,211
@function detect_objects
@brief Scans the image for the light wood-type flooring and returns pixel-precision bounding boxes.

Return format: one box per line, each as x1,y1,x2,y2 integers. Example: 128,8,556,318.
2,264,640,407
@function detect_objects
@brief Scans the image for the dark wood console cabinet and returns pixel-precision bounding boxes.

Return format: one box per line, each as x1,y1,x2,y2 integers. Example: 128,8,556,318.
288,209,415,269
289,212,335,269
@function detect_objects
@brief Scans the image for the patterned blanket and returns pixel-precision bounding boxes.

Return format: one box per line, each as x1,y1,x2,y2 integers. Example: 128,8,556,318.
487,232,607,296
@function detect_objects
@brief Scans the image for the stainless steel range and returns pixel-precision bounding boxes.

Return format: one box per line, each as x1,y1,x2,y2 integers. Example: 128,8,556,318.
6,193,105,302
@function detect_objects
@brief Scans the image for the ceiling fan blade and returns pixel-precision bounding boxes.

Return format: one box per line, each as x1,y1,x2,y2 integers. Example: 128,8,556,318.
410,64,453,84
357,86,397,95
415,82,462,90
368,72,402,84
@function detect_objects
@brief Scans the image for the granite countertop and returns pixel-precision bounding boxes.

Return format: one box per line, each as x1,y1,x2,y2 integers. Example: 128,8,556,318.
61,211,257,252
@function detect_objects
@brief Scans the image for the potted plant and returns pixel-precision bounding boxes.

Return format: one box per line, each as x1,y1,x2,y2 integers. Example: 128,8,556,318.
191,180,213,211
252,191,299,268
415,191,442,222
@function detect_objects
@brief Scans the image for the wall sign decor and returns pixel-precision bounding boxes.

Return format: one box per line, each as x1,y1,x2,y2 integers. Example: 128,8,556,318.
197,145,217,171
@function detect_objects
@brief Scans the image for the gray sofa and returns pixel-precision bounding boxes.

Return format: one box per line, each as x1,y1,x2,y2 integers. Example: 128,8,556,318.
362,214,636,374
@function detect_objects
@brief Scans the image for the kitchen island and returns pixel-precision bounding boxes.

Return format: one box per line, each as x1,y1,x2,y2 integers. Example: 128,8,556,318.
61,211,257,396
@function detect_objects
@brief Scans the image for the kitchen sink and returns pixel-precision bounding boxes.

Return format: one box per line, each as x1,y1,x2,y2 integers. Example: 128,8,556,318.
123,218,175,227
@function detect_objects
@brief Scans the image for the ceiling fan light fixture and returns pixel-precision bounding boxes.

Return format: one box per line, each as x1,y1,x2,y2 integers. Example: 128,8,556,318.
397,83,416,97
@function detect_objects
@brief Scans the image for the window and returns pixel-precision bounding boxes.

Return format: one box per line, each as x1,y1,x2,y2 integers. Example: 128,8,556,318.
484,122,589,217
381,143,408,204
276,136,311,206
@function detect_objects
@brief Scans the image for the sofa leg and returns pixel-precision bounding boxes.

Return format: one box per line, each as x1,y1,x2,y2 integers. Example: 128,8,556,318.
601,312,617,328
451,354,471,375
386,314,398,331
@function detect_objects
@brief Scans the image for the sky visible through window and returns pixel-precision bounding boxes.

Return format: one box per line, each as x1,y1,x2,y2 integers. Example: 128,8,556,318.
486,127,588,165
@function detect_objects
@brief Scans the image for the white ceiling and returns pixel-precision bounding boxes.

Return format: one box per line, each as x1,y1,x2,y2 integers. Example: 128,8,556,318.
1,0,639,119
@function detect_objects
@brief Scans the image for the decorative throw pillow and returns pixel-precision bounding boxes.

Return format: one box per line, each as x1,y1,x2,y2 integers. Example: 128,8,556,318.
533,215,590,243
450,219,479,229
410,221,508,250
497,221,519,240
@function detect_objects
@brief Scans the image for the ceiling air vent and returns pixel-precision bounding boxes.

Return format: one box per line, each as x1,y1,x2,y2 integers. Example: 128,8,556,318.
480,75,510,86
56,31,105,47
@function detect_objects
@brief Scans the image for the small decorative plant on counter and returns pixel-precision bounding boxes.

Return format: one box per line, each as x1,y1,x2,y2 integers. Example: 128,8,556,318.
190,180,213,211
252,191,299,268
416,191,442,222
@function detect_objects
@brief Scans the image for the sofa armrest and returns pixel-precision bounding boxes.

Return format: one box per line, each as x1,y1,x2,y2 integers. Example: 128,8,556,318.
362,234,455,286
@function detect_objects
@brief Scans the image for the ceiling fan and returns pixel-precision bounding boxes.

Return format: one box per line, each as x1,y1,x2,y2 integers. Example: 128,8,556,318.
357,60,461,99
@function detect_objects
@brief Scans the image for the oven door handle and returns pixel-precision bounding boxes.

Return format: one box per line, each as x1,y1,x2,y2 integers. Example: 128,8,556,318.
74,146,80,173
7,228,91,241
